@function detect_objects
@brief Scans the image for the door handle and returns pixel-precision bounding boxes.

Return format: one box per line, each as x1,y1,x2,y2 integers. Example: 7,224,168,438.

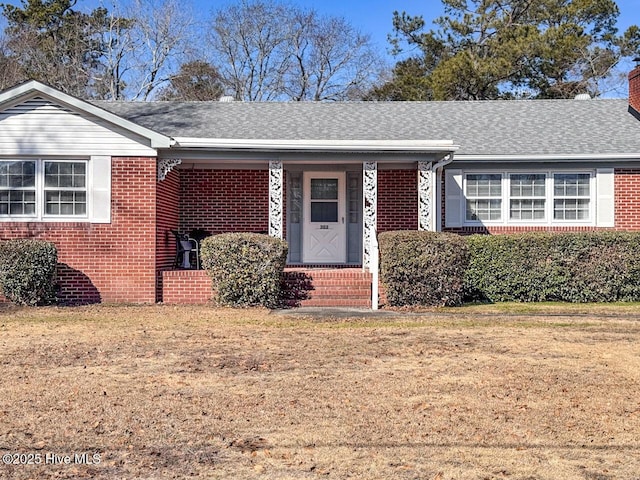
342,217,344,224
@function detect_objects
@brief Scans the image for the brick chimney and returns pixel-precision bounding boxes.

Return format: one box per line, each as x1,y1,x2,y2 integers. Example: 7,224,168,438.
630,61,640,114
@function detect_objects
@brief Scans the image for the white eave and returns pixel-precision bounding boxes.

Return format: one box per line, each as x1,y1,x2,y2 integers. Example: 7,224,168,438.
172,137,459,153
0,80,173,149
456,153,640,162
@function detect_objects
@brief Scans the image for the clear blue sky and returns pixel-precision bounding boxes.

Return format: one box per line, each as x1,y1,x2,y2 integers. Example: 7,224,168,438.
205,0,638,61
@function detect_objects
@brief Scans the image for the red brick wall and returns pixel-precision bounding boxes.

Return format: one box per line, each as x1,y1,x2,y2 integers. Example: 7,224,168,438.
614,168,640,230
179,169,269,234
156,169,180,301
0,157,158,304
630,66,640,114
162,270,212,304
378,169,418,232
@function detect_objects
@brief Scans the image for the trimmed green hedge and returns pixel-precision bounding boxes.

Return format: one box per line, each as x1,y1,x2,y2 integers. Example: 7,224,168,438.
200,233,288,308
464,232,640,303
379,230,469,307
0,239,58,306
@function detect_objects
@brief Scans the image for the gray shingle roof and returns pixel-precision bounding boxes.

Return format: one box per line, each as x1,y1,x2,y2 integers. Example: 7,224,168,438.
93,99,640,157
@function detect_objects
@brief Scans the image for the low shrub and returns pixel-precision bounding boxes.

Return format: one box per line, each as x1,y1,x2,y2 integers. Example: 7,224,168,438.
464,232,640,303
200,233,288,308
379,231,469,307
0,239,58,305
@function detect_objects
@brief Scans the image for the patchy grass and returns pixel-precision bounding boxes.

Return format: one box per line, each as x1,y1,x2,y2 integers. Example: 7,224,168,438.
1,305,639,479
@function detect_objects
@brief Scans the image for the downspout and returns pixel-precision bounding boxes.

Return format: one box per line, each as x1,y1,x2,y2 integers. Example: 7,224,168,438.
431,153,455,232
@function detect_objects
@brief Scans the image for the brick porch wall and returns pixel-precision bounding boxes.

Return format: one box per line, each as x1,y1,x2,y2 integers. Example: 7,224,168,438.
0,157,158,304
179,169,269,234
156,169,181,301
378,169,418,232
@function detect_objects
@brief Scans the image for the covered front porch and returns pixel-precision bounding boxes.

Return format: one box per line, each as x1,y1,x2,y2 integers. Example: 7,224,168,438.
156,139,457,307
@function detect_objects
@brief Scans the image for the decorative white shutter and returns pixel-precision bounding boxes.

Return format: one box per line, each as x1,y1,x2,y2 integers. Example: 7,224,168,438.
90,155,111,223
444,169,463,228
596,168,614,227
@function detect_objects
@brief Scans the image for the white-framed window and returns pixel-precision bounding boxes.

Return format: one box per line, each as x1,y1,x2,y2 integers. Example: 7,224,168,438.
553,173,590,221
509,173,546,221
0,159,90,221
458,170,597,226
465,173,502,221
0,160,36,216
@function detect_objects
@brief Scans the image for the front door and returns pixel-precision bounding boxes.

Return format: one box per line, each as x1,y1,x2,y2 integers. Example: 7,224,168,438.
302,172,346,263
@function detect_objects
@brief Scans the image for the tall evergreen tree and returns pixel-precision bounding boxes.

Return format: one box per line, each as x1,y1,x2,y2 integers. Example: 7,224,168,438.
370,0,640,100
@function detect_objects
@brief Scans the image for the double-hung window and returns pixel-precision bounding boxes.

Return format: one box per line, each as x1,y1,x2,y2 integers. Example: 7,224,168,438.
465,173,502,221
44,161,87,216
509,173,546,221
553,173,590,221
0,159,88,220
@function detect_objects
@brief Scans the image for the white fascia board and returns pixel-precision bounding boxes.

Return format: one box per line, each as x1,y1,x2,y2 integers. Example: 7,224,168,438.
455,153,640,162
173,137,459,153
0,80,172,149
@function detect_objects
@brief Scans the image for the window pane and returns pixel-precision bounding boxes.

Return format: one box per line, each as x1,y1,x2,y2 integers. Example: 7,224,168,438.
45,190,86,216
554,174,590,197
466,174,501,197
45,162,86,188
554,199,590,220
510,174,545,197
311,202,338,222
1,161,36,188
466,199,502,221
510,199,546,220
310,179,338,200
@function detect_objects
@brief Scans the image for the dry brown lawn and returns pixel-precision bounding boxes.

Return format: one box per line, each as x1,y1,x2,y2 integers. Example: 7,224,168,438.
1,304,640,479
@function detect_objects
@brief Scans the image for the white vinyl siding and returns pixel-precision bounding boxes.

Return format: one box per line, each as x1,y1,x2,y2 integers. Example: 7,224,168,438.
0,97,157,157
446,169,609,227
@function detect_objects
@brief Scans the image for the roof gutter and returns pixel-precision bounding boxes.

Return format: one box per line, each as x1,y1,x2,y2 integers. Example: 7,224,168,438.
456,153,640,162
172,138,459,153
431,152,454,232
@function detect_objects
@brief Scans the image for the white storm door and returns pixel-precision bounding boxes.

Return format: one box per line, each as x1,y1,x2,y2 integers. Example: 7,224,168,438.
302,172,347,263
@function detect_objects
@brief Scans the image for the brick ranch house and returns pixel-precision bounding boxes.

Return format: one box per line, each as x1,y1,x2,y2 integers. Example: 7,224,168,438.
1,66,640,308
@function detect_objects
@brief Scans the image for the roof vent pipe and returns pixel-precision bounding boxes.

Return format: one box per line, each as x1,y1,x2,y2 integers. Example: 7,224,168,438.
574,93,591,100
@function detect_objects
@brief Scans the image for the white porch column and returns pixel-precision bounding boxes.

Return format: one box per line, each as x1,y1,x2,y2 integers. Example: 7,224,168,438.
363,161,377,268
268,160,283,239
418,161,433,231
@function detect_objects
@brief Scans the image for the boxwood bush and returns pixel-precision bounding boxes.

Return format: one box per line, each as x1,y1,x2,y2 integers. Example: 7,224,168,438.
379,231,469,307
0,239,58,305
464,232,640,303
200,233,288,308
